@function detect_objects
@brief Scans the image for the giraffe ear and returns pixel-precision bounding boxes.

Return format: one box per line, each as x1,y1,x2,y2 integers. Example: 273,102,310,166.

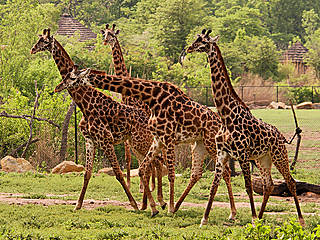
115,29,120,35
73,64,79,72
212,35,220,42
79,68,91,77
100,29,105,35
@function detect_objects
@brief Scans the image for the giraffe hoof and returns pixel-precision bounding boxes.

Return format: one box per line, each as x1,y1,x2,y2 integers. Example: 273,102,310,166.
74,206,81,211
200,217,208,228
161,202,167,210
140,205,147,211
228,213,236,221
299,218,305,227
151,210,159,217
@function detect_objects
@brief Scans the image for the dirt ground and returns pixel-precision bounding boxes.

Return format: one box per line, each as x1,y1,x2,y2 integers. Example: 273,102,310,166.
0,192,319,216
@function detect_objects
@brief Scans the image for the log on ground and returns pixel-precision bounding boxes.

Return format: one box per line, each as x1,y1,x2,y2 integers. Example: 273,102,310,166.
252,177,320,196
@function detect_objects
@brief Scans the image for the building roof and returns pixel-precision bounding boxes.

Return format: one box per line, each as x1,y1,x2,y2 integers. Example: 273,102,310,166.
56,13,97,42
281,41,309,64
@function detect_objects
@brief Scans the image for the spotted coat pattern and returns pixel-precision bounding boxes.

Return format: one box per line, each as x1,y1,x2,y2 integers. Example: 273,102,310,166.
66,68,237,218
101,23,157,192
30,29,165,211
186,29,304,227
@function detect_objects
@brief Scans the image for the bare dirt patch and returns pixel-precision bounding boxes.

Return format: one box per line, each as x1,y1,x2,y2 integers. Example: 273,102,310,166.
0,192,319,216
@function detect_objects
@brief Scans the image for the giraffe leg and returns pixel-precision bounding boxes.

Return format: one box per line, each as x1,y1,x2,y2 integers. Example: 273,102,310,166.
174,141,205,212
154,155,166,209
139,138,162,216
239,158,257,221
222,163,237,220
165,143,176,214
271,148,305,226
203,134,237,221
140,171,151,210
254,154,273,220
75,137,95,210
151,162,156,192
103,142,139,210
201,150,229,227
124,141,132,189
140,162,155,193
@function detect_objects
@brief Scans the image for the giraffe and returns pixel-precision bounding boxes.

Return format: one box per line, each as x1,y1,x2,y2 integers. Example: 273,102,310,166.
63,66,237,219
30,28,167,210
101,23,156,192
185,29,305,226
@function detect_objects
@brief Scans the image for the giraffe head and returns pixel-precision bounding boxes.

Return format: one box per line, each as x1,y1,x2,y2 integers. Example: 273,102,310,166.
186,29,219,54
54,65,92,92
30,28,54,54
100,23,120,47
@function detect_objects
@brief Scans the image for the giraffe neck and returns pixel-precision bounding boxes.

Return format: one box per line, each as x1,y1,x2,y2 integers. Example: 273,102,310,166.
85,70,188,112
49,39,113,114
207,44,249,125
50,39,75,79
111,41,128,77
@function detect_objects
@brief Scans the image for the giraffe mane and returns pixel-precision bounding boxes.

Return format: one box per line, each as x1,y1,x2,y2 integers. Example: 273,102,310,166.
214,43,249,110
84,69,192,100
54,38,75,67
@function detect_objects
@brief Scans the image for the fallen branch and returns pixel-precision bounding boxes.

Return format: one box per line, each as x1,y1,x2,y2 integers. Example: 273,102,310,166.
252,177,320,196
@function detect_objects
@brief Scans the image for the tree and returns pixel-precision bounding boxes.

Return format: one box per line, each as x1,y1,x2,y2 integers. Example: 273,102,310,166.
234,34,279,80
305,28,320,79
0,0,60,97
150,0,209,62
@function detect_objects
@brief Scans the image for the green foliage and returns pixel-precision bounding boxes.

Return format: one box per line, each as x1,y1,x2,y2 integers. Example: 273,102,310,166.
149,0,209,62
287,86,320,104
0,0,60,95
245,219,320,240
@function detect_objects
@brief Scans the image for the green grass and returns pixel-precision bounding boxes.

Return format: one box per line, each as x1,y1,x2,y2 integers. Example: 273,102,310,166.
0,172,319,239
0,202,319,239
0,109,319,238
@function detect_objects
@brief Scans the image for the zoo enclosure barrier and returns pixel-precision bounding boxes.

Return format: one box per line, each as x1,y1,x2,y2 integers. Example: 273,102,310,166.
185,85,320,107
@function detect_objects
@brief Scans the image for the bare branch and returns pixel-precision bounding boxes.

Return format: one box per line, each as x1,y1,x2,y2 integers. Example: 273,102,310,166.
0,111,60,129
9,138,40,158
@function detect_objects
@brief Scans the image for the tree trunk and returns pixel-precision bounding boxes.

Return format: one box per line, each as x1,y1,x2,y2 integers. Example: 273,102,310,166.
59,101,76,162
252,177,320,196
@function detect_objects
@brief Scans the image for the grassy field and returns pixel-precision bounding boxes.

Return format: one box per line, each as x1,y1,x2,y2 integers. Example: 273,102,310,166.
0,109,319,239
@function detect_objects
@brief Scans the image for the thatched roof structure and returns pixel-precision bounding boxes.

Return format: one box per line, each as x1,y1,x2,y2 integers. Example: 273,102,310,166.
56,13,97,42
281,41,308,64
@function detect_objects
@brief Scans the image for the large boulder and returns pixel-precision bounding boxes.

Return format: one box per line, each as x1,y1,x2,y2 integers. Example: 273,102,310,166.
51,161,84,174
312,103,320,109
0,156,34,173
268,101,286,109
98,167,117,176
296,102,313,109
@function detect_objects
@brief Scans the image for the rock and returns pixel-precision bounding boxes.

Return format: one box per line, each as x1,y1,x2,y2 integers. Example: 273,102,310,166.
296,102,313,109
129,168,139,177
268,101,286,109
0,156,34,173
98,167,116,176
312,103,320,109
129,165,168,178
51,161,84,174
